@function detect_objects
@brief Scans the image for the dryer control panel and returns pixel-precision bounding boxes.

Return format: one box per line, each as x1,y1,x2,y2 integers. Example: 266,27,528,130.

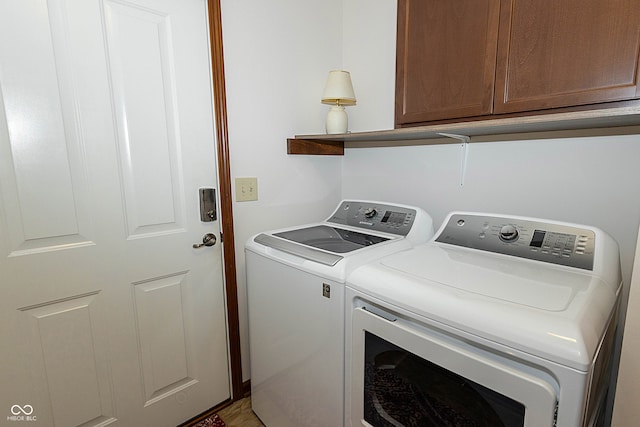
435,213,595,270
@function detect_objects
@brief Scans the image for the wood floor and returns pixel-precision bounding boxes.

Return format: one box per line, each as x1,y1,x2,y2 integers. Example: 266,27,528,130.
217,397,264,427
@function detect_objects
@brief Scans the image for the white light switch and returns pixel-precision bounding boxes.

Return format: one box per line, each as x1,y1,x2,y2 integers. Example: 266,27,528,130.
235,177,258,202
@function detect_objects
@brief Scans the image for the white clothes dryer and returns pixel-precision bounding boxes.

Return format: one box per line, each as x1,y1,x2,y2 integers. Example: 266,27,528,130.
345,212,621,427
245,200,434,427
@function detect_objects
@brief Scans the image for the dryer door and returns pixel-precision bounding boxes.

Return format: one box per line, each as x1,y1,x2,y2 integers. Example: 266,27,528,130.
349,305,558,427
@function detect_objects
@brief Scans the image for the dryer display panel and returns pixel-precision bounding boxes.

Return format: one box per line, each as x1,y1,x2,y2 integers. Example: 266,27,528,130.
435,214,595,270
381,211,407,225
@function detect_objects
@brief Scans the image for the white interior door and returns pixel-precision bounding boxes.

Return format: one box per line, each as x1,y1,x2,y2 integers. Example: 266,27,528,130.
0,0,230,426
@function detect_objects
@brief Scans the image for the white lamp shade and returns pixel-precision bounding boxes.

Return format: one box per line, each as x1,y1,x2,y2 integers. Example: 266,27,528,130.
321,70,356,106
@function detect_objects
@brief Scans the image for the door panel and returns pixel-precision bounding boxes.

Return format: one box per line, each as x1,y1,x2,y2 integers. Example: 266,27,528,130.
395,0,500,125
133,273,195,405
0,0,93,256
0,0,229,425
104,0,187,238
21,293,116,426
494,0,640,113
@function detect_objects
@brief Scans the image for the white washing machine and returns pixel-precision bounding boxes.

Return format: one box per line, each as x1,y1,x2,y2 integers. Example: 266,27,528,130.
345,212,621,427
245,200,434,427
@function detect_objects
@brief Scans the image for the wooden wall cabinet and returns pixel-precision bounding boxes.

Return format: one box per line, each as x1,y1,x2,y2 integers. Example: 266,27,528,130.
395,0,501,124
396,0,640,127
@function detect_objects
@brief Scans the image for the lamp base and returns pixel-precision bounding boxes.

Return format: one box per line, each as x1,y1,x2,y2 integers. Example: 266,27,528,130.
325,105,348,134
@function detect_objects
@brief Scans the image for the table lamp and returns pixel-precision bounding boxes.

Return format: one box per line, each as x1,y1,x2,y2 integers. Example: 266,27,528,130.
321,70,356,134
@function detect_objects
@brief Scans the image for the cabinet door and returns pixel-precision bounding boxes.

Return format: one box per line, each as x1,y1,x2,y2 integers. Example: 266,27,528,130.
395,0,500,126
495,0,640,114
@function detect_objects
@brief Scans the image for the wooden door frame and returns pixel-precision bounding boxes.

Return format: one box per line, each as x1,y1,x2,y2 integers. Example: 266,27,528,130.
207,0,244,401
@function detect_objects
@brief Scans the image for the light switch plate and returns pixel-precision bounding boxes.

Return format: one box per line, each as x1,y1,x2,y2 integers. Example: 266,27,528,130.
235,177,258,202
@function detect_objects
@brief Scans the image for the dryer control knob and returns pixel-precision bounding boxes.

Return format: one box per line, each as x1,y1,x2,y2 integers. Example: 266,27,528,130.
364,208,377,219
499,224,519,242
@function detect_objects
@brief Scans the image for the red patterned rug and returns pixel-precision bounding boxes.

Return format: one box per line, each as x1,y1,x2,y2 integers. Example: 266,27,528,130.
191,413,226,427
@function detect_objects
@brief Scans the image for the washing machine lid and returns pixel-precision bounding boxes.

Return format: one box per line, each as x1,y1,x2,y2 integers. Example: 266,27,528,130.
253,225,392,267
248,200,436,271
274,225,390,253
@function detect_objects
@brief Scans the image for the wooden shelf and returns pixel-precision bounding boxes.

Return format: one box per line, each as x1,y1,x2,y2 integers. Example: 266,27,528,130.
287,106,640,155
286,138,344,155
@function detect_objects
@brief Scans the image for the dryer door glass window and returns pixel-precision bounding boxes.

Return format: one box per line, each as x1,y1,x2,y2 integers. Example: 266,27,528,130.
363,332,525,426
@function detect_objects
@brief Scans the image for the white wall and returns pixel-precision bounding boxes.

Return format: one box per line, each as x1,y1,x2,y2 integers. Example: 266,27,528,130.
613,227,640,425
342,0,398,131
221,0,344,381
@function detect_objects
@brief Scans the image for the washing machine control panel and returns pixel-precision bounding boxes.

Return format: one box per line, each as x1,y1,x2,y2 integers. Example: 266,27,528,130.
435,213,595,270
327,201,417,236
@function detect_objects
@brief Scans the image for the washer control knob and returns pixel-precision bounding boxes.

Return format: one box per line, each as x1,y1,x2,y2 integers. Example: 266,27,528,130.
499,224,519,242
364,208,377,219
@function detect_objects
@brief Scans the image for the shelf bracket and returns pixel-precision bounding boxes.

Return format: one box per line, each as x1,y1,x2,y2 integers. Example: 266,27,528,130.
437,133,471,187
